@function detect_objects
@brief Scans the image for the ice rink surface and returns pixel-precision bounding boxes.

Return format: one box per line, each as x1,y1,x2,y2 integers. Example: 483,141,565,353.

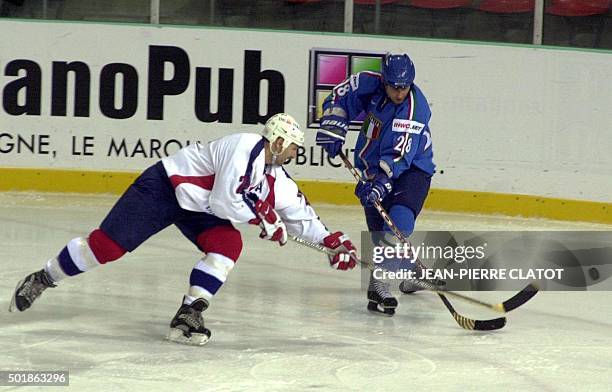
1,192,611,391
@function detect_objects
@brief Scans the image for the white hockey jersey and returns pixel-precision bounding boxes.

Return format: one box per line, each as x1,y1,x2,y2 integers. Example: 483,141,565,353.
161,133,330,244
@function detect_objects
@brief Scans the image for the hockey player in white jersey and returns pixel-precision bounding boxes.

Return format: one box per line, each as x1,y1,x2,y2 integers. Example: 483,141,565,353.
9,113,359,346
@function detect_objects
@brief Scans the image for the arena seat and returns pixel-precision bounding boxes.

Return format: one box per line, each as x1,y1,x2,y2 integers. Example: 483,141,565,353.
545,0,610,47
473,0,535,43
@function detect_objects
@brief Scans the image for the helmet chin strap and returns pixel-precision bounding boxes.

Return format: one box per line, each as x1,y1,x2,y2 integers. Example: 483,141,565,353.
269,141,284,165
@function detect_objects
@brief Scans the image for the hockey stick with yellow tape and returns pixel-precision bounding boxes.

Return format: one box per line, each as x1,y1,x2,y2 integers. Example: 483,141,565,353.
336,152,538,323
290,235,528,313
289,234,507,331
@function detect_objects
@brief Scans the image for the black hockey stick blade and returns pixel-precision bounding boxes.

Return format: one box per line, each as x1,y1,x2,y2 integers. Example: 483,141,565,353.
438,294,506,331
501,283,539,312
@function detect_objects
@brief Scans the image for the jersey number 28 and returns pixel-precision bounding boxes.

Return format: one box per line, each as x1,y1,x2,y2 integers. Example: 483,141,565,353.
394,134,412,155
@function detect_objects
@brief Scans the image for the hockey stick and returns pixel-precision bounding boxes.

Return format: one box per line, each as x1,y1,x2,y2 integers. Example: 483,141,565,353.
337,152,538,322
336,151,538,310
289,234,507,331
290,233,523,311
290,235,336,255
291,235,513,312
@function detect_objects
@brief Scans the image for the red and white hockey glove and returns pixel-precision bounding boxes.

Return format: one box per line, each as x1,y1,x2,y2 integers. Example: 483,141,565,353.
253,200,287,246
323,231,358,271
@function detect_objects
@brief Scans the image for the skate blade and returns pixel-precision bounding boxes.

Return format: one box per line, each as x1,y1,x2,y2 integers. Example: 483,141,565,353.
8,278,26,313
167,328,210,346
367,302,395,317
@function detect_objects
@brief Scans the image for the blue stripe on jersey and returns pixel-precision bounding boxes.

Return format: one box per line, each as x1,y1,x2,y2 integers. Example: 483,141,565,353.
237,137,265,215
237,137,265,194
58,246,83,276
281,166,293,180
190,269,223,295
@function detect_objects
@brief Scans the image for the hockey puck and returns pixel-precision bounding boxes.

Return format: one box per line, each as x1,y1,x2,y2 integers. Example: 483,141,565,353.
588,267,600,281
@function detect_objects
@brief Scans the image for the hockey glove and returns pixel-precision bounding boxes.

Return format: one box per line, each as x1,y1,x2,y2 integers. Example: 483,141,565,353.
323,231,358,271
355,174,393,207
253,200,287,246
316,114,348,158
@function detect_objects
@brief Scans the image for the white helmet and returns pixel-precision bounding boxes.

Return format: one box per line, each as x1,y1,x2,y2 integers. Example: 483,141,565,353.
262,113,304,152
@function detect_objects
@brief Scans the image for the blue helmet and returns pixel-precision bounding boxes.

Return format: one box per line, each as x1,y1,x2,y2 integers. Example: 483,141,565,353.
382,53,415,89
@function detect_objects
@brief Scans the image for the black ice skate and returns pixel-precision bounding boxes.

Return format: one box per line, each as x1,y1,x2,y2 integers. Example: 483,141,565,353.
399,279,421,294
399,264,446,294
9,269,56,312
167,297,211,346
367,276,398,317
399,264,424,294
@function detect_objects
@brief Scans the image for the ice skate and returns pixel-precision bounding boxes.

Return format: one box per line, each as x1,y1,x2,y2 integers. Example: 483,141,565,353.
399,279,421,294
9,269,56,312
399,263,423,294
167,297,211,346
367,276,398,316
399,264,446,294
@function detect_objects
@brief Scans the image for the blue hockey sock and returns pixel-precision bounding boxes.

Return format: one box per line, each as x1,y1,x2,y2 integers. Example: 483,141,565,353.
388,204,416,236
371,205,417,273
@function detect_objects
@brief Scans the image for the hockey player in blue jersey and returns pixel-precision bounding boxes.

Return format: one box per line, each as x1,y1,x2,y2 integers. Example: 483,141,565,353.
316,53,435,316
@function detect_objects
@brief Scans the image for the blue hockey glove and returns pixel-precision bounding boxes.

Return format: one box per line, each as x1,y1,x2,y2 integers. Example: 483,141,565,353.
355,174,393,207
316,114,348,158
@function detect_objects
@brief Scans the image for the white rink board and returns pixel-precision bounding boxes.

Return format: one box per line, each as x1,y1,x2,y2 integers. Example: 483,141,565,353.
1,20,611,201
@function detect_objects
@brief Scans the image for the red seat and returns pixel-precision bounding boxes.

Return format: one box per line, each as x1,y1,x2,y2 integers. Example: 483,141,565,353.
478,0,535,13
410,0,471,9
354,0,397,4
403,0,471,38
546,0,610,17
473,0,535,43
353,0,399,34
544,0,609,48
286,0,321,4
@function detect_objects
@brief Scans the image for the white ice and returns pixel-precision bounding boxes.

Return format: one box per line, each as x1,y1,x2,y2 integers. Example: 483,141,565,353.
1,192,611,391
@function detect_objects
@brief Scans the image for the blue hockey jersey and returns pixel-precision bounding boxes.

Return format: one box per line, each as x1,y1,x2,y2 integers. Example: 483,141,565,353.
322,71,435,179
